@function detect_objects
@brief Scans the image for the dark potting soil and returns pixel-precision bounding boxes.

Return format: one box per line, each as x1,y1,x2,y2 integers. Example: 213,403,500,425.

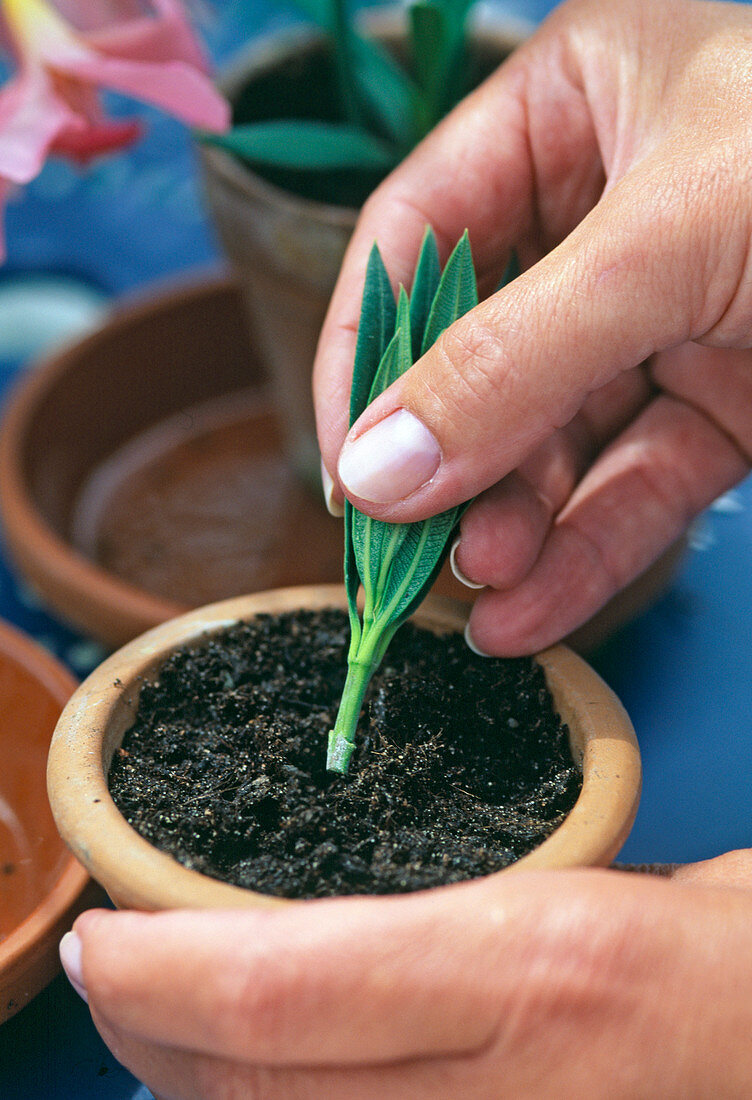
109,609,581,898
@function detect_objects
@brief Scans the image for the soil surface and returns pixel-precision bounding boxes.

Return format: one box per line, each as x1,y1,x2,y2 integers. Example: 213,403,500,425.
109,610,581,898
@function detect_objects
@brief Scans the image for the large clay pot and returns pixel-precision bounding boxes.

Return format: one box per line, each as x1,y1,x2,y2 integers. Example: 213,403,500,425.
47,586,641,912
198,13,527,484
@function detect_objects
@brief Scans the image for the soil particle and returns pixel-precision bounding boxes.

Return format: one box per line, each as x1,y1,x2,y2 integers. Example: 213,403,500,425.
109,609,581,898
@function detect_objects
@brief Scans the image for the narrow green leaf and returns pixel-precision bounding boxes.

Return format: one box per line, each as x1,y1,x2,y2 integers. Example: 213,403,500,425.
409,227,441,358
329,0,363,128
368,286,411,399
343,498,361,644
353,289,412,609
350,35,418,149
349,244,396,426
421,229,478,354
205,121,398,172
408,0,474,134
410,3,450,95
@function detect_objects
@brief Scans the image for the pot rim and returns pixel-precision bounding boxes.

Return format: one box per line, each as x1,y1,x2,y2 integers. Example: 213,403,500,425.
47,585,641,911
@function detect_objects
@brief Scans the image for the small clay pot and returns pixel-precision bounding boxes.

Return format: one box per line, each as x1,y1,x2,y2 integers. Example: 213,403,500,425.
0,620,97,1022
47,586,641,912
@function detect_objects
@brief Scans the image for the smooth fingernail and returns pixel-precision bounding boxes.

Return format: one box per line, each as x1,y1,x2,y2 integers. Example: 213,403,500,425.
320,458,344,517
60,931,88,1003
338,409,440,503
464,623,491,657
450,536,485,590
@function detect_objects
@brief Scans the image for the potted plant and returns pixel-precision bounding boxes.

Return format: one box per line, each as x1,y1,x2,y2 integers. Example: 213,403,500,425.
46,584,641,911
46,232,641,911
197,0,529,484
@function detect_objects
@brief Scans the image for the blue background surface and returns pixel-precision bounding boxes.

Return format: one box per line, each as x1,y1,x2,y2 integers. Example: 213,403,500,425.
1,1,751,1096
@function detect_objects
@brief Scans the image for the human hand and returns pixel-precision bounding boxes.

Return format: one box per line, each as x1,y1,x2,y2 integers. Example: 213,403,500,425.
61,851,752,1099
314,0,752,656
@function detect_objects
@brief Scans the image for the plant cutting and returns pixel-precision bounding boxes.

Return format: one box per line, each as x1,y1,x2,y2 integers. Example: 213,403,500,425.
327,226,478,772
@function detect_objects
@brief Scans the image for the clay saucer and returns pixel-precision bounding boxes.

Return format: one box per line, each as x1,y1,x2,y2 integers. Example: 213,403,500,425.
0,274,683,652
0,619,96,1023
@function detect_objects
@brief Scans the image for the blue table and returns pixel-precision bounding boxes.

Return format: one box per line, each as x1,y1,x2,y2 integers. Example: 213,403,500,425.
2,1,752,1095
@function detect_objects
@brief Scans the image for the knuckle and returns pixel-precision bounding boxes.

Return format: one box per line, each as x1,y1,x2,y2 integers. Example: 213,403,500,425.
426,317,513,430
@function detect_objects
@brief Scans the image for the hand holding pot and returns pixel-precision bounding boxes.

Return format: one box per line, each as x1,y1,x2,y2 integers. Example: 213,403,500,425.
62,853,752,1098
314,0,752,656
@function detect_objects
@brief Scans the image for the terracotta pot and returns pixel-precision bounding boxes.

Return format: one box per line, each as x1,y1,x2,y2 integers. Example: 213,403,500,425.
0,619,98,1022
47,585,641,912
198,13,526,485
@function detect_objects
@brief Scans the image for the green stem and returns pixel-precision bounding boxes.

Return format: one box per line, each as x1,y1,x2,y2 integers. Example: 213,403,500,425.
327,655,375,773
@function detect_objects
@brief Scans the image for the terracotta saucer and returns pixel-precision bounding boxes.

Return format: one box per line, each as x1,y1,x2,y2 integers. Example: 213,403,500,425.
0,619,97,1023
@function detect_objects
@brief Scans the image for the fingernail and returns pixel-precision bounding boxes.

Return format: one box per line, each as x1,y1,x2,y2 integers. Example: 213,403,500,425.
450,536,484,590
320,458,344,517
464,622,491,657
338,409,440,503
60,931,88,1003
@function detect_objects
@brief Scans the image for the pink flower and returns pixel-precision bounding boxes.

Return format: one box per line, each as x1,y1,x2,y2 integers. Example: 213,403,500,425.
0,0,229,258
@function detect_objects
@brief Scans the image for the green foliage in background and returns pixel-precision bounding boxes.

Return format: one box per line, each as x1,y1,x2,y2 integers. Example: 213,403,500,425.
203,0,480,179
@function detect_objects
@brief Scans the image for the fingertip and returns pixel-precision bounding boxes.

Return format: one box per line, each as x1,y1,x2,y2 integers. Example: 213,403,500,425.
320,458,344,517
464,621,492,656
60,930,88,1003
450,536,485,589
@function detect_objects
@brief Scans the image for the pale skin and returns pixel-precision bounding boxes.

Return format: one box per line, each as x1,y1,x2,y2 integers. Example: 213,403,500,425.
64,1,752,1095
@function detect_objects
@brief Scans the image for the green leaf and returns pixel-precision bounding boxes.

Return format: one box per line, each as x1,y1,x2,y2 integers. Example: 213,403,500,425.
408,0,475,134
353,289,412,614
349,35,418,149
409,227,441,358
205,121,398,172
410,3,450,101
421,229,478,354
368,286,412,400
328,228,480,774
343,498,361,647
349,244,396,425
